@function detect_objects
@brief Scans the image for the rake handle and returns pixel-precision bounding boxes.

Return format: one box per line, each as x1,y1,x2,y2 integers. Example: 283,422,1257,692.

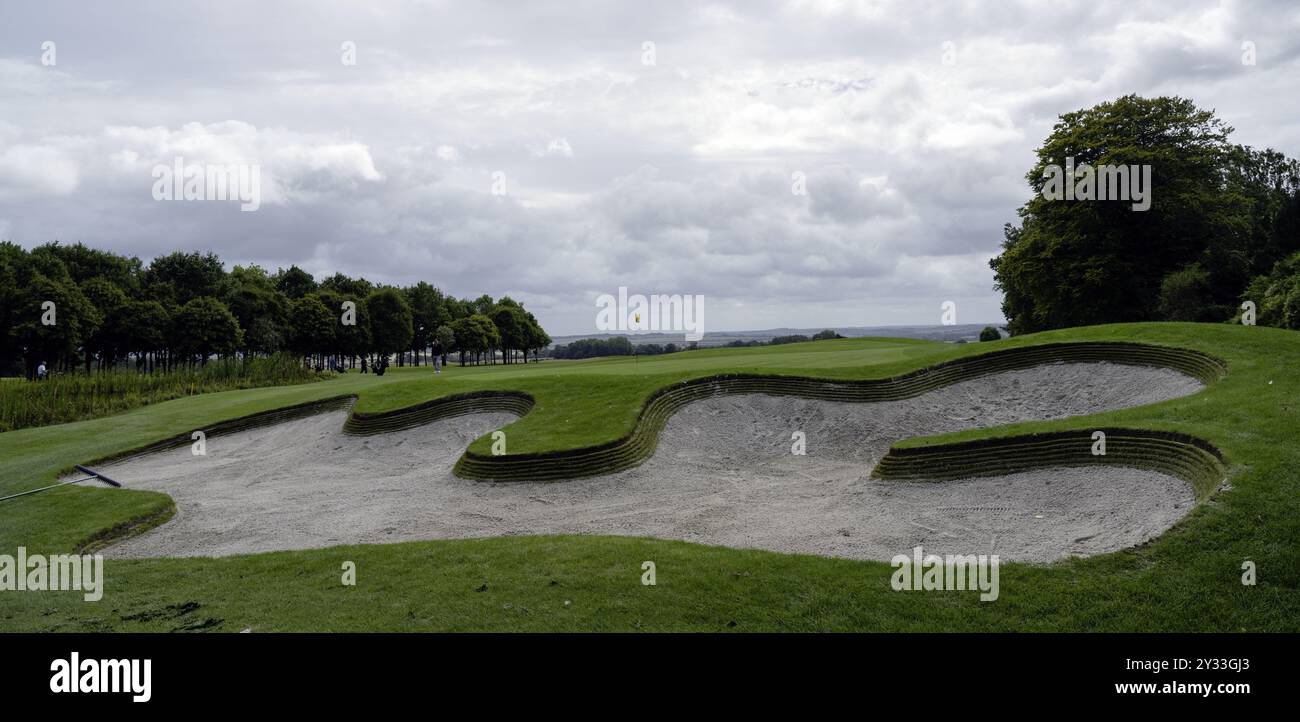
0,465,122,503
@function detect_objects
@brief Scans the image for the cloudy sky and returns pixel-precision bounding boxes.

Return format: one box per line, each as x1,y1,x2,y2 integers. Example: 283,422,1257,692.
2,0,1298,335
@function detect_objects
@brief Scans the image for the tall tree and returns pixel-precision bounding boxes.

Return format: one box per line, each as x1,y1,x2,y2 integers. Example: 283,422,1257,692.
170,297,243,365
449,315,498,365
11,274,101,377
0,243,26,367
991,95,1242,334
435,324,456,366
403,281,444,365
118,300,170,371
224,264,288,355
145,251,225,307
287,295,334,359
490,305,526,363
366,287,413,362
1225,146,1300,281
522,312,551,362
80,277,129,369
274,265,318,299
316,289,370,366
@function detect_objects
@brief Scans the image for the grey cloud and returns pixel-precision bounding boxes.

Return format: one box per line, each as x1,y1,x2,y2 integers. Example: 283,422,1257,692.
1,0,1298,334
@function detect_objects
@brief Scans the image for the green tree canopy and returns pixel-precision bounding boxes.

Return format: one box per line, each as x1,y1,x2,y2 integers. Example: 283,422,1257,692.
287,295,334,356
145,251,225,307
80,277,130,366
435,324,456,358
366,287,413,357
316,289,370,359
0,242,551,376
990,95,1265,334
170,296,243,363
449,314,499,364
404,281,447,362
224,265,288,355
490,304,527,362
118,300,170,357
522,311,551,361
40,242,142,294
274,265,318,299
1242,250,1300,329
320,272,374,299
11,274,101,374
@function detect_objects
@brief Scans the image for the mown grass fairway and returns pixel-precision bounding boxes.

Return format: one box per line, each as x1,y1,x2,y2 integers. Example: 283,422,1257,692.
1,322,1297,631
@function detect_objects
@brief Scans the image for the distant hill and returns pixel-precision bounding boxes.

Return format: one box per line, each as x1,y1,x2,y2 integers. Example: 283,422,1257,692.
548,324,1003,347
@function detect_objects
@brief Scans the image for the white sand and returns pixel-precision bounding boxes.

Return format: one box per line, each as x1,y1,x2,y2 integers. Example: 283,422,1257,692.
97,362,1203,562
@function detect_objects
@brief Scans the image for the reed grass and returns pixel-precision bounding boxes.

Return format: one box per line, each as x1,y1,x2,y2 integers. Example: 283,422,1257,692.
0,355,327,432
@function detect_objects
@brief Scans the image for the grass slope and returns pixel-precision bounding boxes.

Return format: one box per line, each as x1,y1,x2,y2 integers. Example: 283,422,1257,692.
0,322,1296,631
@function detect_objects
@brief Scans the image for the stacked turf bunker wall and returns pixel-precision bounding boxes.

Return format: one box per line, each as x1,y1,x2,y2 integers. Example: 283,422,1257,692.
872,428,1225,501
343,390,535,436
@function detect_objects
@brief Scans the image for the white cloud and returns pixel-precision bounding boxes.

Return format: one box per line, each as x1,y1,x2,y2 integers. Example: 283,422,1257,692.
1,0,1297,333
0,143,81,196
7,121,386,207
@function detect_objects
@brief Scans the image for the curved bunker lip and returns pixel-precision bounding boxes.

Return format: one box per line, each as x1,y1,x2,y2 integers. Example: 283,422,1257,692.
95,362,1206,562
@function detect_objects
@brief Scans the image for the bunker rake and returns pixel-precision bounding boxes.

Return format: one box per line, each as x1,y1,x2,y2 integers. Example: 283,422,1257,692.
0,465,122,503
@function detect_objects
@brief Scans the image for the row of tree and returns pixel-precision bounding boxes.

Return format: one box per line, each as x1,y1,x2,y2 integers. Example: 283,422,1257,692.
0,242,552,378
771,330,843,345
552,337,641,359
550,329,845,359
991,94,1300,334
550,337,704,359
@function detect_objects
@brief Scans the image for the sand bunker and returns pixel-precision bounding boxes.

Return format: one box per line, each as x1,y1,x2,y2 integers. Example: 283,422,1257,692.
98,362,1204,562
